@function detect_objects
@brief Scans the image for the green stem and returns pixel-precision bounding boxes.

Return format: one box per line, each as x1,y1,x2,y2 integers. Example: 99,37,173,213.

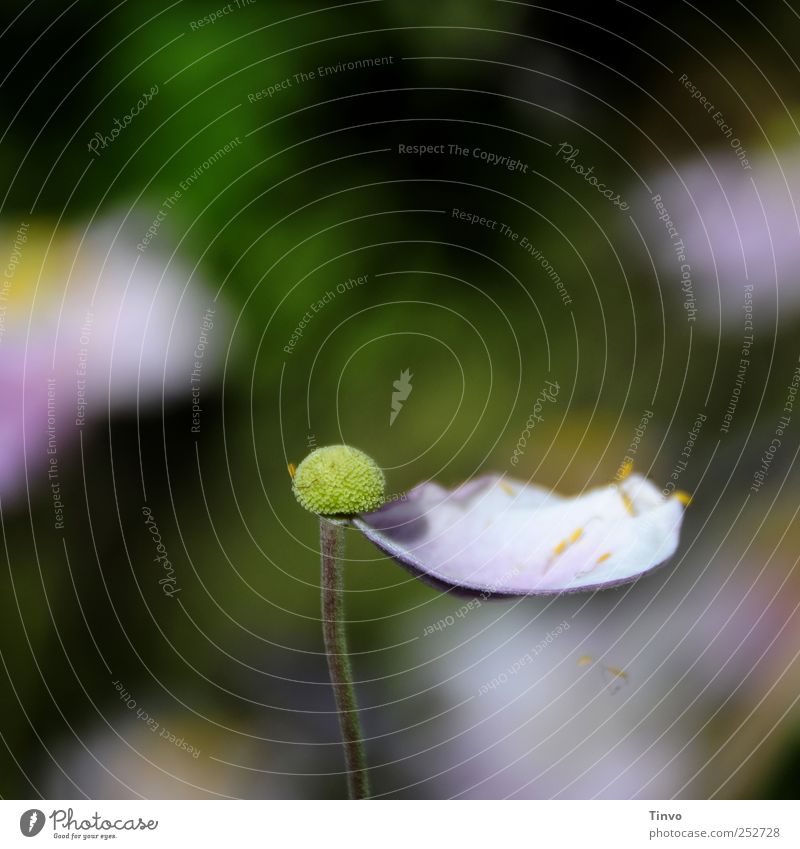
319,518,370,799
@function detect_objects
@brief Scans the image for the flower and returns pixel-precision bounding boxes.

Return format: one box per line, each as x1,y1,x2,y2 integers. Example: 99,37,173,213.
354,470,688,595
0,214,224,504
638,150,800,325
0,347,52,500
292,445,386,515
380,553,798,799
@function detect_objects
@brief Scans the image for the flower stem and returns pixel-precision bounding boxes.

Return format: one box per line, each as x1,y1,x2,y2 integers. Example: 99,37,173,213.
319,518,370,799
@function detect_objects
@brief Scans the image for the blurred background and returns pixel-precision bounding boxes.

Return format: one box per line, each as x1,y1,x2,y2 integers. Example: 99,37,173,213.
0,0,799,799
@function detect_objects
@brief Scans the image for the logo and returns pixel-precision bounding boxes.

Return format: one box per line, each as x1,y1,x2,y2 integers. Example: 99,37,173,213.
19,809,45,837
389,368,413,426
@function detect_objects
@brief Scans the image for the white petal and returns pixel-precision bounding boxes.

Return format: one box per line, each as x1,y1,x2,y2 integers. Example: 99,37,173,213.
355,473,687,595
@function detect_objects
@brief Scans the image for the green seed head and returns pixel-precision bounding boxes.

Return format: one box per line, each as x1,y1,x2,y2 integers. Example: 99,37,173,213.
292,445,385,515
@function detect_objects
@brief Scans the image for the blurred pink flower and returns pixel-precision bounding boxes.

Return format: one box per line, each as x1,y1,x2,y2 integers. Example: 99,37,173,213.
0,216,224,504
379,559,799,799
641,151,800,324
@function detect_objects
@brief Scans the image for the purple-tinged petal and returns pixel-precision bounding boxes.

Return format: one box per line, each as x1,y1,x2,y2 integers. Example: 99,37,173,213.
0,215,225,504
354,473,687,595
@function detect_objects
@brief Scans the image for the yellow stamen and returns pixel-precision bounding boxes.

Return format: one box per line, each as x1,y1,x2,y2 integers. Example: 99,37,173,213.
621,491,635,515
577,655,594,667
674,490,692,506
604,665,628,680
617,459,633,481
553,527,584,556
287,462,297,479
500,482,515,496
596,552,611,564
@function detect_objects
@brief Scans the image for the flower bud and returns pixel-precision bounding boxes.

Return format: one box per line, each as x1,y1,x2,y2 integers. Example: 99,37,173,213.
292,445,385,516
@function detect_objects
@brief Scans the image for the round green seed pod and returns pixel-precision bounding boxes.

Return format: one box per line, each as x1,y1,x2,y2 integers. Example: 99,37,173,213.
292,445,385,515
